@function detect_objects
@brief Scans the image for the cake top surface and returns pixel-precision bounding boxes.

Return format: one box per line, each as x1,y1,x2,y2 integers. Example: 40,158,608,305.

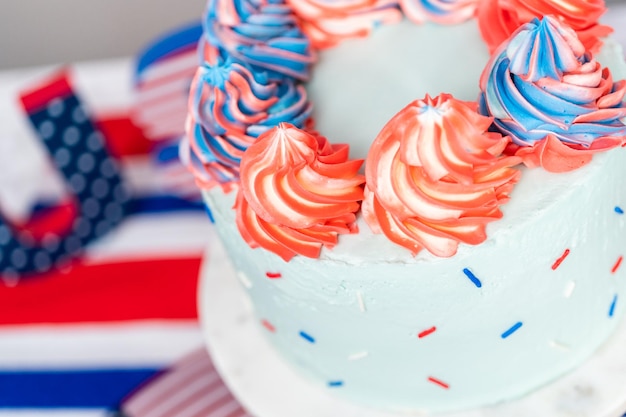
186,0,626,262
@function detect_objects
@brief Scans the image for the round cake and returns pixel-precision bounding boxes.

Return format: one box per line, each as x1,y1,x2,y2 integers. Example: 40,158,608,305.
183,0,626,412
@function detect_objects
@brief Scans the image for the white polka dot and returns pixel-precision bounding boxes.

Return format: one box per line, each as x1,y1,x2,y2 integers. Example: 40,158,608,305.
69,174,86,194
0,225,10,245
42,233,60,252
39,120,55,140
47,98,65,118
63,126,81,146
54,148,71,168
78,153,95,173
83,198,101,219
113,184,129,203
72,107,87,124
91,178,110,199
87,131,104,151
55,255,71,269
99,158,117,178
17,231,35,248
2,270,19,287
95,221,111,237
64,236,81,253
73,218,91,238
10,248,27,269
34,251,52,272
105,202,123,223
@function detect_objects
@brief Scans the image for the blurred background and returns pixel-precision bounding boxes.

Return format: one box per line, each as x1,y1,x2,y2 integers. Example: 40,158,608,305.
1,0,624,70
0,0,205,69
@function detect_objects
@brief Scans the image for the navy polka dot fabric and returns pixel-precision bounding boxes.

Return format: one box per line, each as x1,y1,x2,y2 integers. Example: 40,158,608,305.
0,86,129,281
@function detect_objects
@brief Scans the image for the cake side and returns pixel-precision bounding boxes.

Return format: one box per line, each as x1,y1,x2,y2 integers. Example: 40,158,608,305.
204,142,626,411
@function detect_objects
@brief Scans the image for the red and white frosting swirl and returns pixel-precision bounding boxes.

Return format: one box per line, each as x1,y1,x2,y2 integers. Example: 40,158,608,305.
287,0,402,48
399,0,478,25
235,123,365,261
477,0,612,54
363,94,521,257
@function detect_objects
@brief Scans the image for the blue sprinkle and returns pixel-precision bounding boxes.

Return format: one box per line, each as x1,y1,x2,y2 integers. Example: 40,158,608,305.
299,331,315,344
615,206,624,215
609,294,618,318
328,380,344,387
463,268,482,288
501,322,523,339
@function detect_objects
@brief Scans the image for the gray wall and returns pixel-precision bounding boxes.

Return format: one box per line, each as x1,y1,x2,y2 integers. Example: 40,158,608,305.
0,0,205,69
0,1,624,70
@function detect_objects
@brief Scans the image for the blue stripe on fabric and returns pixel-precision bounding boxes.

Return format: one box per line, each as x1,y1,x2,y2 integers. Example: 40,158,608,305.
127,196,203,214
31,196,204,218
0,368,161,408
135,22,202,77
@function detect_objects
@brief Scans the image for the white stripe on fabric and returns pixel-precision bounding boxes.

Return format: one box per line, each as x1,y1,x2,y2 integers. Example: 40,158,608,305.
83,212,210,263
0,321,202,370
136,53,198,86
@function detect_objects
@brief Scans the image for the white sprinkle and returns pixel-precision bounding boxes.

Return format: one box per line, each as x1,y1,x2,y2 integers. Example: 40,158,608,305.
237,271,253,289
356,290,366,313
348,351,369,361
549,340,571,352
564,281,576,299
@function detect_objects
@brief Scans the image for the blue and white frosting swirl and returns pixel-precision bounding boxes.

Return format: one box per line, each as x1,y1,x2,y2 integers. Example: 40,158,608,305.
186,57,313,189
204,0,316,81
479,16,626,147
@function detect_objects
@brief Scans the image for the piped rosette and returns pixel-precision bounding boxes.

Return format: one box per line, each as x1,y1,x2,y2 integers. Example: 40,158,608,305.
203,0,316,80
235,123,365,261
363,94,521,258
479,16,626,172
399,0,478,25
184,58,313,191
286,0,402,49
477,0,612,54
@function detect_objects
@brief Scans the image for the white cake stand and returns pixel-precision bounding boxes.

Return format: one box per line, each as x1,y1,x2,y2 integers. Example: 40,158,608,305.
198,233,626,417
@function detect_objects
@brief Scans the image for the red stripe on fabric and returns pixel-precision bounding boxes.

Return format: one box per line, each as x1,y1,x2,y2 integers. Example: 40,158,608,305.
0,257,201,324
96,115,155,158
12,199,77,241
19,69,73,112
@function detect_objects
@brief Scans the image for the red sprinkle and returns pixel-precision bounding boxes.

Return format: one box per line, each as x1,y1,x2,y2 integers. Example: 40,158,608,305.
266,272,282,279
428,376,449,389
612,256,623,274
551,249,570,270
418,326,437,339
261,319,276,333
